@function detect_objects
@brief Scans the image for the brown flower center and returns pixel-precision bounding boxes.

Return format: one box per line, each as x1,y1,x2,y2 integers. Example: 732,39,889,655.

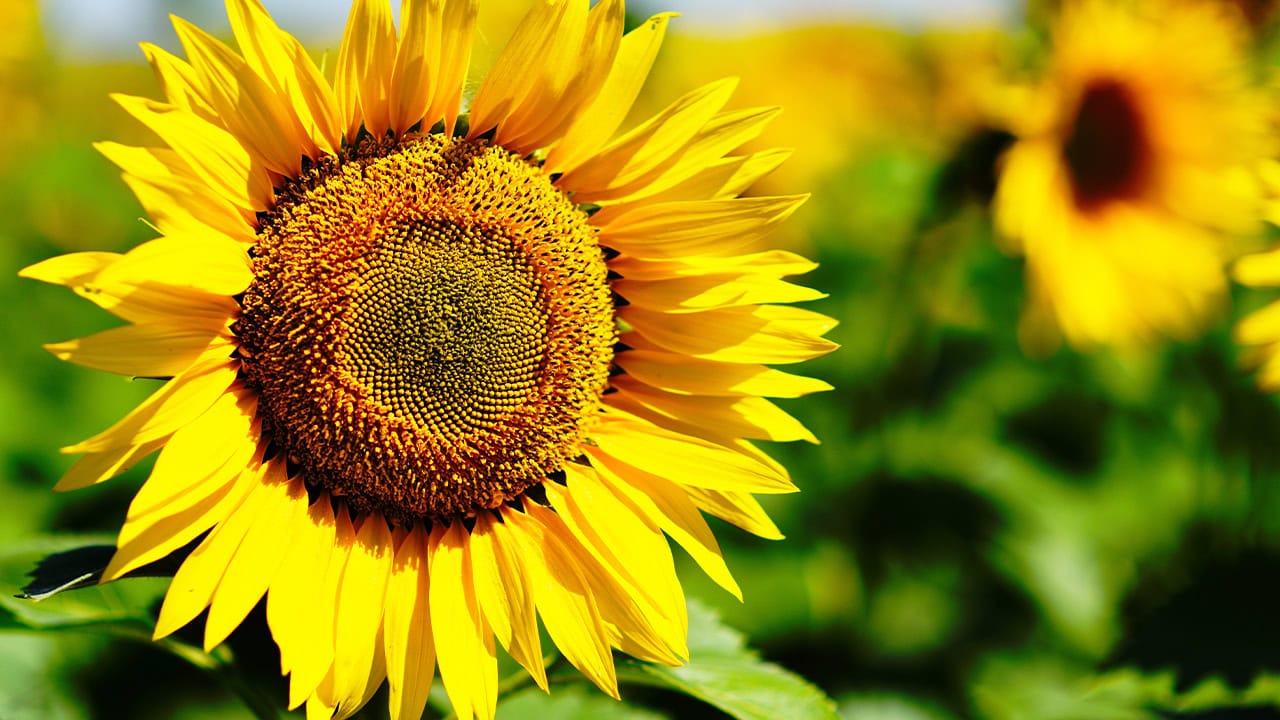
236,134,615,522
1062,78,1151,210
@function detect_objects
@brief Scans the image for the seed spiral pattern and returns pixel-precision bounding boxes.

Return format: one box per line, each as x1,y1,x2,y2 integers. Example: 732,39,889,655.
236,134,615,522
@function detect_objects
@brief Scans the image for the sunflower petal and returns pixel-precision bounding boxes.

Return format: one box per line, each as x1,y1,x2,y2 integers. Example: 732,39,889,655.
153,458,271,641
429,522,497,720
335,0,397,140
505,506,619,698
140,42,219,123
590,149,792,225
585,444,743,600
615,273,825,312
62,356,238,455
171,15,304,176
45,323,230,378
615,350,832,398
204,466,305,649
388,0,442,135
497,0,625,154
111,94,272,213
226,0,342,157
609,248,817,281
556,78,736,200
598,195,808,259
469,513,547,691
426,0,478,135
53,438,166,492
468,0,588,145
330,513,392,712
384,526,436,720
684,486,783,540
97,234,252,297
621,304,838,365
589,406,798,493
609,376,818,444
546,12,674,175
97,142,254,241
266,495,339,708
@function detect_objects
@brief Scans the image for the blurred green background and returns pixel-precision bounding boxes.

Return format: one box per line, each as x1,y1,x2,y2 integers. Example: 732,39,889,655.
6,0,1280,718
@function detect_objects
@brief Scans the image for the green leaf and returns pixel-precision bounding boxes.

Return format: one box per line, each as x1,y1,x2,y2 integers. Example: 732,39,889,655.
616,600,838,720
500,686,669,720
0,534,167,632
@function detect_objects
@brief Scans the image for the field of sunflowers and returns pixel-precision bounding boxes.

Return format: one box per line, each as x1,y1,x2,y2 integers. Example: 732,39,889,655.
5,0,1280,718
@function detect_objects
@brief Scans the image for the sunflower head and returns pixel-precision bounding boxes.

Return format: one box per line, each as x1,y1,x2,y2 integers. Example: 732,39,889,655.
20,1,835,718
994,0,1267,350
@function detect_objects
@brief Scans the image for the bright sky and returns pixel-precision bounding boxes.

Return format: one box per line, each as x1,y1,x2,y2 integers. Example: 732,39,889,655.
41,0,1017,60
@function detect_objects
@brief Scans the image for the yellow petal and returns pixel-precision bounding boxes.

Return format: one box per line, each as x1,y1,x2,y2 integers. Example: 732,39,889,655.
620,304,838,365
598,195,807,259
615,273,825,313
388,0,443,135
227,0,342,157
684,486,783,540
97,234,252,297
610,248,816,282
586,443,742,600
265,494,339,708
556,78,736,200
590,149,792,225
153,458,271,641
171,15,304,176
335,0,397,140
54,438,166,492
546,12,674,175
96,142,255,241
496,0,625,154
609,376,818,444
426,0,478,135
1235,249,1280,287
45,323,229,378
615,350,832,398
469,513,546,691
429,522,497,720
383,526,436,720
1237,300,1280,345
504,506,619,698
105,421,260,583
205,466,306,649
468,0,587,146
588,406,797,493
63,356,238,455
140,42,219,123
63,350,237,455
329,513,392,714
289,547,349,710
112,94,272,213
549,465,688,657
20,252,120,287
587,106,782,206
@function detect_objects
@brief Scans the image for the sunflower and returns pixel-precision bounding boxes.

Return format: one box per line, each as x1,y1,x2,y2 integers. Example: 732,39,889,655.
994,0,1266,350
20,1,836,718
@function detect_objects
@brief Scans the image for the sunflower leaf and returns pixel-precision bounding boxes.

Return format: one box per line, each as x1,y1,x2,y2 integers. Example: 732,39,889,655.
501,685,668,720
0,535,169,631
615,599,838,720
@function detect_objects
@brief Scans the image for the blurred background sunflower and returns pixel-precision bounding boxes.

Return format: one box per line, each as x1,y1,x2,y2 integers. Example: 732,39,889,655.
9,1,1280,720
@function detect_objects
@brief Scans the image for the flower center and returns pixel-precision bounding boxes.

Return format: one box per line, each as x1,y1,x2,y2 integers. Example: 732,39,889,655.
1062,78,1151,210
236,134,615,522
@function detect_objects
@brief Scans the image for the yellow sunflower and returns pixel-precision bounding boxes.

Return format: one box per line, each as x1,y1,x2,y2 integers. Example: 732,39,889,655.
20,1,836,718
994,0,1266,350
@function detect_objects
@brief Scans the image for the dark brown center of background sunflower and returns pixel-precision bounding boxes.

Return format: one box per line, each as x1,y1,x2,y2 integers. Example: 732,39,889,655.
235,134,615,523
1062,78,1151,210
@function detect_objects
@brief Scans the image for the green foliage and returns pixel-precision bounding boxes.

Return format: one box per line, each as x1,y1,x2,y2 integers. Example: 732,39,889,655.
616,601,839,720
